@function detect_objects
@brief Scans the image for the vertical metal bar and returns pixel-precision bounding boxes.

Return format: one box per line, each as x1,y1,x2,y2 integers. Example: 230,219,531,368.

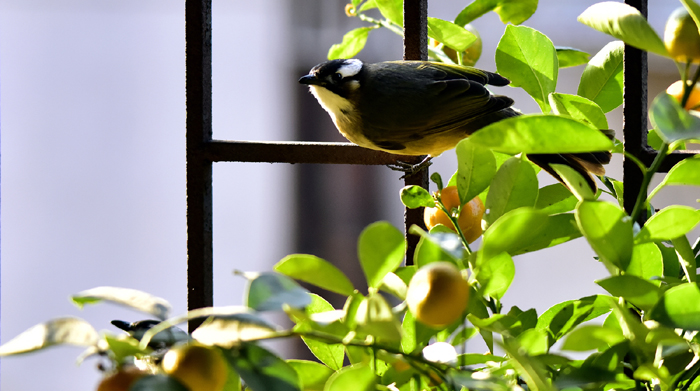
622,0,648,222
186,0,214,332
403,0,429,265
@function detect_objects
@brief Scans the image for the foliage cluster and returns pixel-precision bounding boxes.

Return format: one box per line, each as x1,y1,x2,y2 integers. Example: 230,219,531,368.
3,1,700,391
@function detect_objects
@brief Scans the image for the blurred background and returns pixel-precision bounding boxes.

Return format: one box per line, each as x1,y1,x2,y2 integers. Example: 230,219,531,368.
0,0,689,389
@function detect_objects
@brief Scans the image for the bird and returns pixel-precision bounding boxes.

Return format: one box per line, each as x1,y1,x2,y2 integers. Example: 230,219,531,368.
299,59,612,190
111,319,190,351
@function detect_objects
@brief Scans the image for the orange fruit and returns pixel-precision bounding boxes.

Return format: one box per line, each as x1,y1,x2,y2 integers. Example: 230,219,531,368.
667,80,700,110
424,186,484,243
664,6,700,63
406,262,470,328
96,366,147,391
162,343,228,391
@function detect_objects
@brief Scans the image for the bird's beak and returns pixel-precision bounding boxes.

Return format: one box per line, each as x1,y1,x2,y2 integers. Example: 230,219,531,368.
111,320,131,332
299,74,322,86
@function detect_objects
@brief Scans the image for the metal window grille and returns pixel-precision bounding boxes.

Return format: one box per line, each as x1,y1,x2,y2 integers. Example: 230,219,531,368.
185,0,696,331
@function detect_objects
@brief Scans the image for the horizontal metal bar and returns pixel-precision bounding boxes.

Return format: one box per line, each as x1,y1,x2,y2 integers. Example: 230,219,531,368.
205,139,426,165
638,148,698,172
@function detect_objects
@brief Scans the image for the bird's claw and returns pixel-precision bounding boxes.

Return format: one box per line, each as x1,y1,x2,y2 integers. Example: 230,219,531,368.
387,156,433,179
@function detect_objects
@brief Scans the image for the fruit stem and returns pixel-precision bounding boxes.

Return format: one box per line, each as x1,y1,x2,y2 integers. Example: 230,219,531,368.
436,202,472,254
630,142,669,224
680,62,700,108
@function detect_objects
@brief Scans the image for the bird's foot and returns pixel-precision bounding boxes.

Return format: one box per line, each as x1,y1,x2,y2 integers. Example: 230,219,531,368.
387,156,433,179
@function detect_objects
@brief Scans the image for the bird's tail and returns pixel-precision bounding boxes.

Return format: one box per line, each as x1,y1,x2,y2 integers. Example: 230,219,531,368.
528,128,615,192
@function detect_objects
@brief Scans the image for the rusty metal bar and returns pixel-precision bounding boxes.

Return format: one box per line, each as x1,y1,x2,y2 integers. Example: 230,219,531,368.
186,0,214,332
622,0,648,221
402,0,429,265
206,140,424,165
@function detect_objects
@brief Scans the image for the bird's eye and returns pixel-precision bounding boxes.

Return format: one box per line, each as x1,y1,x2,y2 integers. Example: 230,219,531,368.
333,72,343,81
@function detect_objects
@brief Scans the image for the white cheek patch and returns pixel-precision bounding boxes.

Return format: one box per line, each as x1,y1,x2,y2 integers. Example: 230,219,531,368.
336,59,363,78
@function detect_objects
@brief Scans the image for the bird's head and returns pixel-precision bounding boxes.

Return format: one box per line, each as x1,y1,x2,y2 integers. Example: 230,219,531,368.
299,59,364,99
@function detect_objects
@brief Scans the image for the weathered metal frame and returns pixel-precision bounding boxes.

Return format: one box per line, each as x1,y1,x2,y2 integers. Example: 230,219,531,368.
185,0,694,331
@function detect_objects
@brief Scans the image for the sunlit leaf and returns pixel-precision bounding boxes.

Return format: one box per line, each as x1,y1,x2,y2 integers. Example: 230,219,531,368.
328,27,375,60
484,156,538,226
635,205,700,243
578,41,624,113
427,17,476,52
287,360,334,391
400,185,434,209
475,252,514,300
325,364,375,391
551,164,596,202
549,93,608,129
295,294,345,370
358,222,405,289
410,229,464,266
650,283,700,330
626,242,663,282
561,325,625,351
535,183,577,215
575,200,633,271
517,328,549,355
274,254,355,296
401,310,438,354
455,0,537,26
496,25,557,112
536,295,612,344
649,156,700,200
191,315,280,348
455,138,497,205
354,292,402,344
596,275,663,311
375,0,403,26
469,114,614,154
578,2,668,57
72,286,171,320
650,93,700,144
556,47,590,68
511,213,582,255
503,338,555,391
468,314,521,337
481,208,548,259
0,317,98,356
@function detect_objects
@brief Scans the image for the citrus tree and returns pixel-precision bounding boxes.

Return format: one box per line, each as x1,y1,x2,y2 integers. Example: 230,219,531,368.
3,1,700,390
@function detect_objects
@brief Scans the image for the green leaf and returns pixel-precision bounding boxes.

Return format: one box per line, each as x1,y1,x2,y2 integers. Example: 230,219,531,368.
469,114,614,154
502,338,556,391
475,252,515,300
427,17,476,52
681,0,700,36
225,343,301,391
650,283,700,330
650,156,700,200
458,353,506,366
468,314,521,337
551,164,596,202
455,138,497,205
274,254,355,296
379,272,407,300
102,334,150,364
481,208,548,260
354,292,402,344
244,272,312,312
650,93,700,144
657,243,681,280
375,0,403,26
516,328,549,355
400,185,434,209
287,360,334,391
131,375,189,391
484,156,538,226
536,295,612,344
496,25,557,112
358,221,405,289
327,27,375,60
297,294,345,370
556,47,590,68
578,2,668,57
549,93,608,129
635,205,700,243
71,286,171,320
673,235,697,283
455,0,537,26
413,232,462,267
325,364,375,391
578,41,624,113
626,242,663,282
561,325,625,351
596,275,663,311
0,317,98,356
575,200,633,271
535,183,578,215
511,213,582,255
401,310,438,354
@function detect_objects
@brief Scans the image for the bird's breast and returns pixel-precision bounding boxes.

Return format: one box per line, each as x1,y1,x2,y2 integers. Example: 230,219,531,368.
308,85,373,148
